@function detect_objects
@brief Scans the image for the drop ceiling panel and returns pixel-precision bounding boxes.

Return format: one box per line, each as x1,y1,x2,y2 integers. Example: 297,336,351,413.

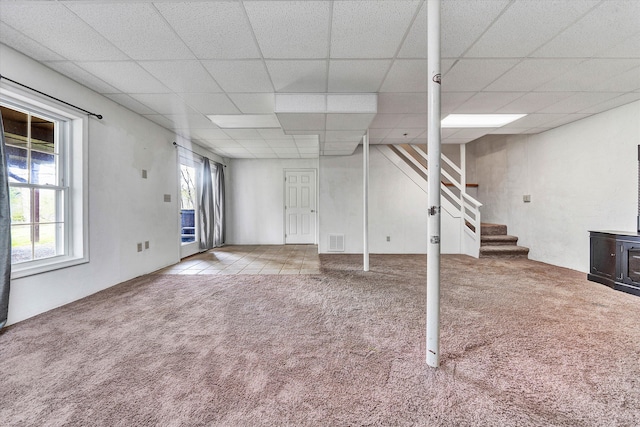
538,59,640,92
377,93,427,114
369,114,404,129
495,92,575,114
441,92,475,114
202,60,273,93
44,61,120,94
328,60,392,92
325,131,365,142
275,113,326,131
399,0,509,58
380,60,427,92
0,3,127,61
105,94,157,115
330,1,420,58
244,1,331,59
257,129,292,140
484,59,582,92
66,3,193,60
578,93,640,115
598,33,640,58
325,114,376,131
129,94,196,115
75,61,169,93
539,93,624,114
532,0,640,58
189,129,232,140
142,114,174,128
267,139,297,148
443,59,520,92
265,60,327,92
228,94,275,114
0,23,64,61
155,2,260,59
163,114,219,130
466,0,600,57
180,93,241,115
454,92,525,114
139,61,222,93
589,67,640,92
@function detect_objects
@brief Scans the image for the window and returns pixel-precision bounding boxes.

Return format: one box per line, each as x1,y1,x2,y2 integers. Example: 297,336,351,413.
1,87,87,278
180,162,197,244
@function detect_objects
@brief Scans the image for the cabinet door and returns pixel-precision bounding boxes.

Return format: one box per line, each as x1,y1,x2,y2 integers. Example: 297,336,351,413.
590,235,616,279
621,244,640,286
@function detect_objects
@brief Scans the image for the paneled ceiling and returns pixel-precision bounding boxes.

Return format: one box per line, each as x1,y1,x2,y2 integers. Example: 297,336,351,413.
1,0,639,158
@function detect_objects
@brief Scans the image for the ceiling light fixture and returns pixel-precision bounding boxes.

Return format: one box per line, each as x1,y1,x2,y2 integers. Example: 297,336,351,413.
207,114,281,129
441,114,526,128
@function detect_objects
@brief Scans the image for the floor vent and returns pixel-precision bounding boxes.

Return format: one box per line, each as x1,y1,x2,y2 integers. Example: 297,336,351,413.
328,234,345,252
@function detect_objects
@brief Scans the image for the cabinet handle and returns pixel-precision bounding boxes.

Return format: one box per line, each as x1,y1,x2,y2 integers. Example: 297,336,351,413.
611,253,616,256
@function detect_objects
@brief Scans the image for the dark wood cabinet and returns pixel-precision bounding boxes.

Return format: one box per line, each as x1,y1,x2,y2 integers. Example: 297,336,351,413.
588,231,640,297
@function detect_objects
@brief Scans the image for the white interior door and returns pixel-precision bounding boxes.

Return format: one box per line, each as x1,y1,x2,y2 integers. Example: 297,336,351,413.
285,169,317,244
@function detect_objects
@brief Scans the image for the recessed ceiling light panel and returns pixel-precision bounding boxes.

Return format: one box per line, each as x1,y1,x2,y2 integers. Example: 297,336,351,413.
207,114,281,129
441,114,526,128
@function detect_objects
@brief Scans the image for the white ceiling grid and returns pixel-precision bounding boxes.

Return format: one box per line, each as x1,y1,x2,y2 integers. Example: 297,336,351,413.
0,0,638,158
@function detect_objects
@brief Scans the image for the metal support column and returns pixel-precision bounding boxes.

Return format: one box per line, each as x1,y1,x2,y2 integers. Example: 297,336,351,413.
363,130,370,272
426,0,442,368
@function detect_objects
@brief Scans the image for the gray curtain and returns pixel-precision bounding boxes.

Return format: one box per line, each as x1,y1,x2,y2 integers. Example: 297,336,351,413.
0,111,11,329
198,158,214,251
212,163,225,247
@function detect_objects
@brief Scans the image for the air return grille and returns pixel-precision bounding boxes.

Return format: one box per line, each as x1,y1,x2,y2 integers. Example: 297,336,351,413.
328,234,345,252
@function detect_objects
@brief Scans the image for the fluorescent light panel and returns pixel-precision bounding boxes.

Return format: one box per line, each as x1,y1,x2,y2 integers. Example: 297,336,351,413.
207,114,281,129
441,114,526,128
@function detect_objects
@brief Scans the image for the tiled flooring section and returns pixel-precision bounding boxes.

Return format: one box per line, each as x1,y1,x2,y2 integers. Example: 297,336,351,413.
156,245,320,275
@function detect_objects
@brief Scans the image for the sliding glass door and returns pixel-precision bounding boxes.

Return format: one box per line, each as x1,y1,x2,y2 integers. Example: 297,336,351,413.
179,157,200,259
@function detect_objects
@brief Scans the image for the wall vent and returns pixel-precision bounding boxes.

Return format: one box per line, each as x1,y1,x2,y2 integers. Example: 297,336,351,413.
328,234,345,252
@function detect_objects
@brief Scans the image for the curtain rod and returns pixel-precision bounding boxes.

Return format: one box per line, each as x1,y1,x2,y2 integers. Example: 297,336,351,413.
173,141,226,167
0,74,103,119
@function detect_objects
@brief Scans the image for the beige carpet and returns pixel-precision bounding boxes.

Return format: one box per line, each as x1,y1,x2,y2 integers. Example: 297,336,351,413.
1,254,639,426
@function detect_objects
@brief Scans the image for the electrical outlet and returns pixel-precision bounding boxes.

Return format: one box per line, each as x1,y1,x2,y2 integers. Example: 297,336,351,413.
386,236,391,242
145,241,149,250
137,243,143,252
142,169,148,179
523,195,531,203
164,194,171,202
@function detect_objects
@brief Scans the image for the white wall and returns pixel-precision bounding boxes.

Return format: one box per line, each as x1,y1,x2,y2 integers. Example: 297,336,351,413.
319,146,431,254
1,44,219,325
468,100,640,272
226,158,318,244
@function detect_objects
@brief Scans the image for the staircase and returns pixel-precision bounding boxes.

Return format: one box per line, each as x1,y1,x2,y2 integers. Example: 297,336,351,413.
480,223,529,258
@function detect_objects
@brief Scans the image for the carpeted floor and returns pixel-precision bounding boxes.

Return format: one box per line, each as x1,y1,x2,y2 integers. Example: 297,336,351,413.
1,254,639,426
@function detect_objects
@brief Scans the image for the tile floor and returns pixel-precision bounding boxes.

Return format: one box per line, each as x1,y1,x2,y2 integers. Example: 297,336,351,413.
156,245,321,275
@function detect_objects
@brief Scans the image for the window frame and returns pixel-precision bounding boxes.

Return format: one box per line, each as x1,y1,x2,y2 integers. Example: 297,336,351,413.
1,84,89,278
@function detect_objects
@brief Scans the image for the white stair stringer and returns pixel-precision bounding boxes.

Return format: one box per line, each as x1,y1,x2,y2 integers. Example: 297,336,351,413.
375,144,481,258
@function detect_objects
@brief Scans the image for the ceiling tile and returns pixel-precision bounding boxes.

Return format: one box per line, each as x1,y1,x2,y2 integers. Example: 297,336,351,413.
578,93,640,115
277,113,325,132
202,60,274,93
589,66,640,92
44,61,120,94
384,128,424,140
466,0,600,57
495,92,575,114
155,2,260,59
369,128,392,139
399,0,509,58
538,93,625,114
443,59,520,92
75,61,169,93
163,114,218,130
441,92,475,114
369,114,405,129
66,3,193,60
129,94,198,115
223,129,263,139
330,1,420,58
179,93,241,115
328,60,392,92
378,93,427,114
538,59,640,92
139,61,222,93
325,131,365,142
397,114,428,129
0,3,127,61
244,1,330,59
453,92,525,113
228,94,275,114
0,22,64,61
265,60,327,92
540,114,591,129
143,114,175,128
484,59,582,92
533,0,640,58
267,140,297,148
325,114,376,131
597,33,640,58
257,129,292,140
190,129,232,140
380,60,427,92
105,94,157,115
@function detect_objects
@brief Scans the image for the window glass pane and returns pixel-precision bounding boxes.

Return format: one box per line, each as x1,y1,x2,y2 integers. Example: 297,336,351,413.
11,224,33,264
6,145,28,183
0,105,28,148
34,189,58,223
31,115,55,153
10,187,31,224
31,151,57,185
34,223,62,260
180,164,196,243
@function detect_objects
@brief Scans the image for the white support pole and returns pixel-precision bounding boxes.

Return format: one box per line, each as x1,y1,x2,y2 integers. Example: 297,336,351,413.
363,130,370,272
426,0,442,368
